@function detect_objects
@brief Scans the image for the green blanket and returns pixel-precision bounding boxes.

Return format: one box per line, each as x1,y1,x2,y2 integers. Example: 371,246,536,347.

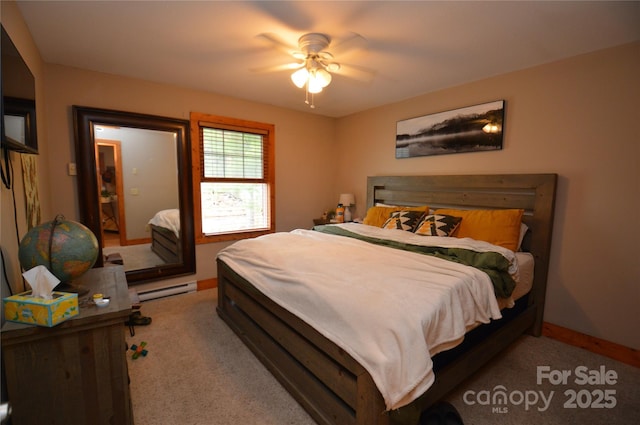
314,225,516,298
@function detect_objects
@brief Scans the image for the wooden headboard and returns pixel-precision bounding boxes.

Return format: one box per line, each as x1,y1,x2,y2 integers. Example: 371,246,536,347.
366,174,557,335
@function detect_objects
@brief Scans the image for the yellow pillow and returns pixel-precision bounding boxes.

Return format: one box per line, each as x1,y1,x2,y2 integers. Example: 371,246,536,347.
363,206,399,227
434,208,524,251
363,205,429,227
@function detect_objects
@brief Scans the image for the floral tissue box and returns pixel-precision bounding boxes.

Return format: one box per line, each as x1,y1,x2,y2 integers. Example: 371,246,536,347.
3,291,79,327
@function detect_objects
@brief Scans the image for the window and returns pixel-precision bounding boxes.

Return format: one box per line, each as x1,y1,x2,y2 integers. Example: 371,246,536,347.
191,112,275,243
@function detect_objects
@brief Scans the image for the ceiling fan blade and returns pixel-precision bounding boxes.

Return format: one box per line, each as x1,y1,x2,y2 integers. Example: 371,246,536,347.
250,62,304,74
318,51,334,61
334,63,377,83
292,51,307,60
318,59,340,73
256,33,297,56
330,33,368,57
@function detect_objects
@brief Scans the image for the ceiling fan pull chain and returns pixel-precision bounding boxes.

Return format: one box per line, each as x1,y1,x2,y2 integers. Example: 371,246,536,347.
304,86,315,108
305,89,315,109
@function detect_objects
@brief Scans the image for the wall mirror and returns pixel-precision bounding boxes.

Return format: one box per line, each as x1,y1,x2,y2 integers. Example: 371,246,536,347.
73,106,195,285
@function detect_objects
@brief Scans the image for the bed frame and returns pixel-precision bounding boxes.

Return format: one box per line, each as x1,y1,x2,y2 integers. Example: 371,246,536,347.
217,173,557,425
150,224,181,264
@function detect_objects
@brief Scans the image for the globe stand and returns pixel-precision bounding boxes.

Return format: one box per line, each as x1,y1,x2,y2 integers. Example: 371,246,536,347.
55,281,90,296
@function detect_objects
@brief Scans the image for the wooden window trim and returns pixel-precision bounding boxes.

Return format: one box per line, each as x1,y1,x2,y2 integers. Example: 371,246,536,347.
190,112,275,244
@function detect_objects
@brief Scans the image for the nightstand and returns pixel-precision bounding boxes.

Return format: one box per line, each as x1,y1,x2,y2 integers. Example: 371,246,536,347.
1,266,133,425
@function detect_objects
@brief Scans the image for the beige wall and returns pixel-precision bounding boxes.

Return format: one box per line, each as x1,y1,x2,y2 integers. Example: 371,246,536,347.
2,1,638,349
2,0,337,299
336,42,640,349
1,1,52,294
42,64,337,289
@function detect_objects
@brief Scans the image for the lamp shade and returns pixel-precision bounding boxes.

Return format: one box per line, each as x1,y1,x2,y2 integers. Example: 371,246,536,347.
338,193,355,206
307,74,324,94
291,68,309,88
315,68,332,87
292,66,333,94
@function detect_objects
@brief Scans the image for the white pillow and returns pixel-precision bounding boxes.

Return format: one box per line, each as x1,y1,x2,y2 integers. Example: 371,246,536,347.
517,223,529,251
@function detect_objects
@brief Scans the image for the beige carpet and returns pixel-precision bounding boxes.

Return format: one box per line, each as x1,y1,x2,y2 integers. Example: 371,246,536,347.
126,289,639,425
126,289,315,425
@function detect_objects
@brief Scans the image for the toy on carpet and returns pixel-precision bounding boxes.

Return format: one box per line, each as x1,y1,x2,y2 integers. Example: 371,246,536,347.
130,341,148,359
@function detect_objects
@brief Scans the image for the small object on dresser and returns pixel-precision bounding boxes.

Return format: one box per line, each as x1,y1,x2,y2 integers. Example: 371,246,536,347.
335,204,345,223
338,193,355,222
93,293,110,307
343,205,352,222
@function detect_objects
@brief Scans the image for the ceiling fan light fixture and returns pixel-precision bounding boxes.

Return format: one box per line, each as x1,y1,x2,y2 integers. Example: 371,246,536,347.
307,83,323,94
288,33,342,108
326,63,341,72
315,68,332,87
292,65,332,99
307,70,324,93
291,67,309,88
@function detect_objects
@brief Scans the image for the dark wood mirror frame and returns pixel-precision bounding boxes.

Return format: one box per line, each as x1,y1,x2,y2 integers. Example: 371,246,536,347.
73,105,195,284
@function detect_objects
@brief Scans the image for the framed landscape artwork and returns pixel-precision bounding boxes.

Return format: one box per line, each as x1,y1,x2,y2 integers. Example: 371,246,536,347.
396,100,505,158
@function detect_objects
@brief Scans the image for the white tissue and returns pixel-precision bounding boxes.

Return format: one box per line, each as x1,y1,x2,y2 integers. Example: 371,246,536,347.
22,265,60,300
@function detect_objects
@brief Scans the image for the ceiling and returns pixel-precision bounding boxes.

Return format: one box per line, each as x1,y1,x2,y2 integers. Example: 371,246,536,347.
15,1,640,118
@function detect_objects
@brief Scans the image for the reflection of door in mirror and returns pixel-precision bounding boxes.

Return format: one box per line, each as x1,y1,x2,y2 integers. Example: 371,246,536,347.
95,125,180,272
96,141,125,247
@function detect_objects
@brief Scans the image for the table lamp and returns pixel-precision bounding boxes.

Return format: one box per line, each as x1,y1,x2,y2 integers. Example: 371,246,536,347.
338,193,355,222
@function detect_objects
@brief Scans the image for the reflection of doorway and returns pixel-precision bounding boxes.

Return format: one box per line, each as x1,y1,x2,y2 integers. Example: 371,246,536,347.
96,140,126,247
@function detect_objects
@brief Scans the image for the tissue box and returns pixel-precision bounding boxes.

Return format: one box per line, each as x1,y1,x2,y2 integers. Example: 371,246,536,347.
3,291,79,327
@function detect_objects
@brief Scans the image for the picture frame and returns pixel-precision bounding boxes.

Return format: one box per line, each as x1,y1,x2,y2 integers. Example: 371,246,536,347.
396,100,504,158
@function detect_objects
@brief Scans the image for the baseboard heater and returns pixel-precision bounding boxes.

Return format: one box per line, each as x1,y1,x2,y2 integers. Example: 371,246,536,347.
135,281,197,302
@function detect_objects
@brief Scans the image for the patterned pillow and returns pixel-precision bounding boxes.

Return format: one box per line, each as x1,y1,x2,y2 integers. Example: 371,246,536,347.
363,205,429,227
363,206,401,227
414,214,462,237
381,210,425,231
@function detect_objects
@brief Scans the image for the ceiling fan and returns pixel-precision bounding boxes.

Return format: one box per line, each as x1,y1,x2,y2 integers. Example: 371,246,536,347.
256,32,374,108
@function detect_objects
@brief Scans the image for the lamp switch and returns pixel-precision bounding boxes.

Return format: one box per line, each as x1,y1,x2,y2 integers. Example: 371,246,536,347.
68,163,77,176
130,188,139,195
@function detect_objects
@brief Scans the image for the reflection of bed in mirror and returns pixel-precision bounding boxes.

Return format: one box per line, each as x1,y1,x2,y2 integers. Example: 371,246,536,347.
148,209,181,264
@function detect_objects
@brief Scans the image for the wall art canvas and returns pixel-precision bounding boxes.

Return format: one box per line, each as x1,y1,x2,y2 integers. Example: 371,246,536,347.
21,154,41,229
396,100,504,158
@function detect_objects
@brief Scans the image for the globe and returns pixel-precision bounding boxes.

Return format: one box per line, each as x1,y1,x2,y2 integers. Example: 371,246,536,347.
18,215,99,290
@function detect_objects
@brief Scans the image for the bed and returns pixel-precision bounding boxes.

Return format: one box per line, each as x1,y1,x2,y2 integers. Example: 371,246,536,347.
148,209,181,264
216,173,557,425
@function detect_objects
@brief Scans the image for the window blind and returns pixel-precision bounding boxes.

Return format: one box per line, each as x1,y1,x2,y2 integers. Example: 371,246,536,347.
201,127,266,181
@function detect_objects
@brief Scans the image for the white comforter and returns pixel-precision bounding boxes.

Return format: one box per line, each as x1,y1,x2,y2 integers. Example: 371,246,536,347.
217,223,513,410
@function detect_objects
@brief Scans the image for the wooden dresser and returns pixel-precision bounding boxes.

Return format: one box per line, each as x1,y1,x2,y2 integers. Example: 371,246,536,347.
1,266,133,425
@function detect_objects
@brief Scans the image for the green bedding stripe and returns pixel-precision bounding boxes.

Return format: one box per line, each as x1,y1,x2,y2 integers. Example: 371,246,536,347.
314,225,515,298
